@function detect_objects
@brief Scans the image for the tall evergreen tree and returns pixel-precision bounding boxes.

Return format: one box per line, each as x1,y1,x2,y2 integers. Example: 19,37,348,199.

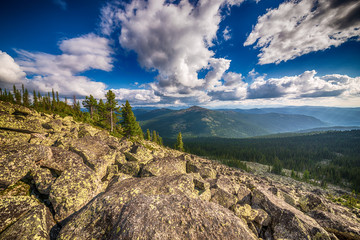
56,91,60,103
13,85,22,105
152,130,157,143
175,132,184,151
83,95,98,119
51,89,56,109
7,89,14,103
120,100,143,138
146,129,151,140
158,133,163,146
33,90,38,108
23,88,30,107
97,99,107,121
105,90,119,133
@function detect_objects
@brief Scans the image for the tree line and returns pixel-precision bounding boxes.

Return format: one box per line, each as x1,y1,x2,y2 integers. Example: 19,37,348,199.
176,131,360,191
0,84,150,140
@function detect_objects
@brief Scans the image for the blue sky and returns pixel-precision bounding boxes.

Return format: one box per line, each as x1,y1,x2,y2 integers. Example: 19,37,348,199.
0,0,359,108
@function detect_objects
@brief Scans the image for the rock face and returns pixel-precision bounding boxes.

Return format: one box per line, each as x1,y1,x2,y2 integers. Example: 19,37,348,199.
0,101,359,240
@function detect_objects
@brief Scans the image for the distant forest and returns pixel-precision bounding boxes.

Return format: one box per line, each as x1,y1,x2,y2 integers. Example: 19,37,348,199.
165,131,360,191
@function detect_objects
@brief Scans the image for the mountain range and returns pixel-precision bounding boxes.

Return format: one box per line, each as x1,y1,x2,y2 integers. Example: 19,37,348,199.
133,106,348,138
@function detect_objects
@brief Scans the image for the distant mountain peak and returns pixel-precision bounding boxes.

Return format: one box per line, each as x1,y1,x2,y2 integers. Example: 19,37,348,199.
186,106,207,111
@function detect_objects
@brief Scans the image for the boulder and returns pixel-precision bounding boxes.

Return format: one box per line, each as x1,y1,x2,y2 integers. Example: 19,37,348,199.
58,174,202,239
31,168,55,195
233,204,259,222
0,144,52,190
0,196,40,233
124,144,153,164
210,187,238,209
43,147,84,174
252,186,333,240
109,194,258,240
49,165,104,222
140,156,187,177
309,210,360,240
118,161,140,176
0,204,55,240
69,136,117,179
0,181,30,197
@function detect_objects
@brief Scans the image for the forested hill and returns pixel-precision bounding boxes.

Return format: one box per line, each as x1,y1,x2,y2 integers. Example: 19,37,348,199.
176,130,360,191
135,106,327,138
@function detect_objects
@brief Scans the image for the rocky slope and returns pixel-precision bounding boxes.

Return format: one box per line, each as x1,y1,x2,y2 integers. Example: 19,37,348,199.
0,101,359,240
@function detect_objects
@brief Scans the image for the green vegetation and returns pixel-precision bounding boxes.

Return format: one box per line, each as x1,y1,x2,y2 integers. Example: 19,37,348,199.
173,131,360,191
327,190,360,209
0,85,145,140
175,132,184,151
271,157,283,175
120,100,143,139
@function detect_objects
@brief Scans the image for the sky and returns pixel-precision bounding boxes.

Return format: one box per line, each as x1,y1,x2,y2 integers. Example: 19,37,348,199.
0,0,359,108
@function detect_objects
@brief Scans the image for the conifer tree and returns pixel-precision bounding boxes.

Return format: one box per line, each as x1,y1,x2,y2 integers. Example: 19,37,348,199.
158,133,163,146
175,132,184,151
13,85,22,105
97,99,107,121
51,89,56,109
120,100,143,138
33,90,38,108
146,129,151,140
23,88,30,107
152,130,157,143
83,95,97,119
56,91,59,103
7,89,14,103
105,90,119,133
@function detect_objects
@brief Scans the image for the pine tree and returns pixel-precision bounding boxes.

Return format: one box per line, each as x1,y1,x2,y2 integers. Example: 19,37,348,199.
23,88,30,107
158,134,163,146
105,90,119,133
56,91,60,103
51,89,56,109
97,99,107,121
7,89,14,103
120,100,143,138
146,129,151,140
33,90,38,108
271,157,283,175
152,130,157,143
175,132,184,151
13,85,22,105
83,95,98,119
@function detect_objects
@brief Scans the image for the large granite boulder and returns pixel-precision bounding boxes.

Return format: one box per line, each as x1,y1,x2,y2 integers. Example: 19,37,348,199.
0,204,55,240
109,194,257,240
58,174,205,239
0,144,52,190
49,164,104,222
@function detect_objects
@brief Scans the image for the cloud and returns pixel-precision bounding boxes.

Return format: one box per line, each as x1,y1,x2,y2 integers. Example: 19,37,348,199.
223,26,231,41
53,0,67,10
101,0,245,99
111,88,161,104
244,0,360,64
247,70,360,99
0,51,26,88
15,34,113,98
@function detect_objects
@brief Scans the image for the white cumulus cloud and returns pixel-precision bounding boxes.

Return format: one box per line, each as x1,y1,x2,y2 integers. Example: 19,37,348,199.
15,33,113,98
0,51,27,88
247,70,360,99
244,0,360,64
101,0,245,100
